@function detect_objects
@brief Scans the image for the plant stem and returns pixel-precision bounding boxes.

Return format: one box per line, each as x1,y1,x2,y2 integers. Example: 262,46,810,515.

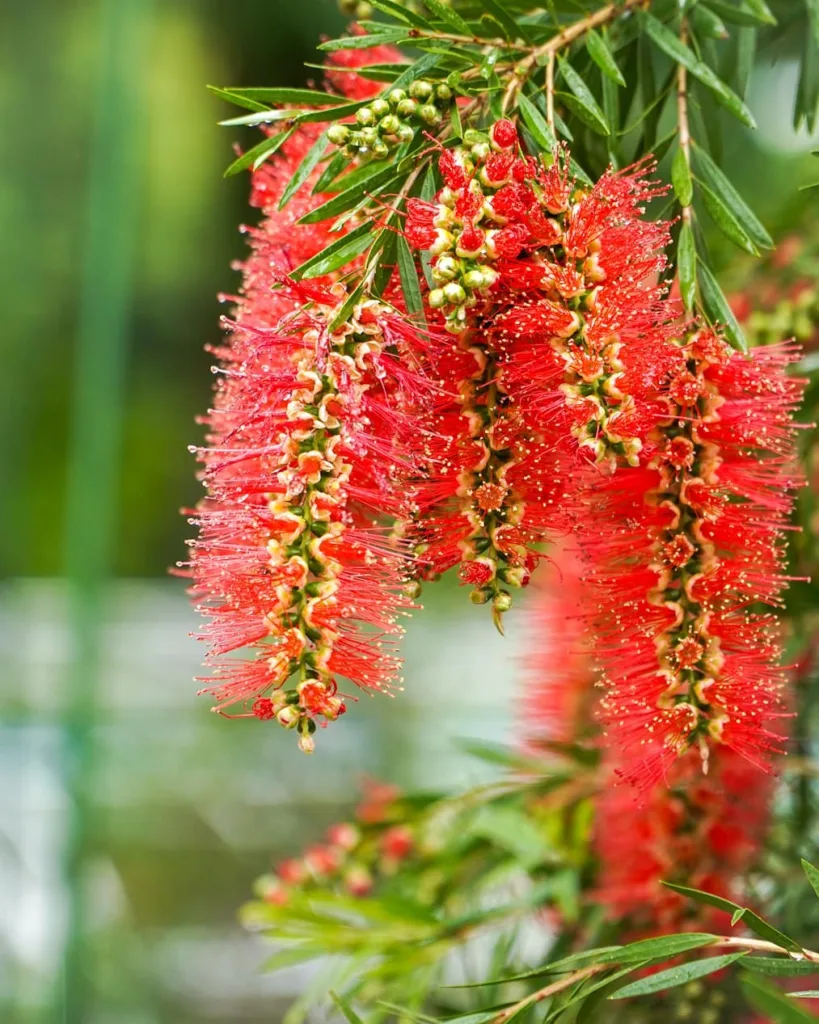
502,0,649,112
546,51,555,131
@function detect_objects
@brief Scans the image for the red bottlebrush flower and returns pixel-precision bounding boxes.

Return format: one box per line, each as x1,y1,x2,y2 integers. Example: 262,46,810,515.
580,330,805,790
595,747,773,935
404,131,678,619
520,549,597,750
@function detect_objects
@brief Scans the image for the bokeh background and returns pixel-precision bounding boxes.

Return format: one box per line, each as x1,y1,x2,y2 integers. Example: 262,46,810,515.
2,1,819,1021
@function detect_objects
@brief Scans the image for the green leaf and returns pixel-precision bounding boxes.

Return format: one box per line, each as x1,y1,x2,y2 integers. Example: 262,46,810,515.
220,108,306,128
675,218,696,309
330,992,366,1024
700,181,760,255
474,0,532,43
703,1,775,27
223,130,291,178
296,100,368,125
549,963,650,1021
558,58,610,135
328,158,394,193
297,167,400,224
612,954,748,1000
517,92,557,152
693,5,729,39
741,973,819,1023
368,0,429,28
450,100,463,139
742,0,777,24
586,29,626,85
291,225,375,280
671,146,693,206
422,0,473,36
803,859,819,899
662,882,799,949
319,30,410,52
390,52,442,93
640,11,756,127
262,945,325,971
697,261,746,351
313,150,348,193
600,933,717,965
744,958,819,978
692,142,773,249
279,134,328,211
469,806,554,869
396,234,427,325
210,86,350,108
208,86,269,113
457,737,548,772
329,284,365,331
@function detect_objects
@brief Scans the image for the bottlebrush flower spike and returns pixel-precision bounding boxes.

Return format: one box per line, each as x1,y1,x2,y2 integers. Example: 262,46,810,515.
596,747,773,935
405,123,678,621
188,285,429,750
581,329,805,789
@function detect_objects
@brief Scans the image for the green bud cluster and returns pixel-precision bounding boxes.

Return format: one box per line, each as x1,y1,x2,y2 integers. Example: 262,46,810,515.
326,81,454,162
338,0,374,17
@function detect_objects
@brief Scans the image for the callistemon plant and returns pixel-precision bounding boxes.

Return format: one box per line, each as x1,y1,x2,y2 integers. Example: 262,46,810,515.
184,0,819,1018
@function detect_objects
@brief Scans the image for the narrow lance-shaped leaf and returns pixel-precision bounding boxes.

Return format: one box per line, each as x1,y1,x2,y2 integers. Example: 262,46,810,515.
640,11,757,128
223,129,292,178
298,166,401,225
211,86,351,107
610,953,747,999
558,58,610,135
741,972,819,1023
692,142,773,249
678,221,697,311
700,181,760,255
517,91,557,152
279,133,328,211
803,858,819,899
396,234,427,326
422,0,474,37
586,29,626,86
291,224,375,281
743,957,819,978
319,30,410,52
662,882,801,950
474,0,532,43
672,146,693,206
698,261,748,353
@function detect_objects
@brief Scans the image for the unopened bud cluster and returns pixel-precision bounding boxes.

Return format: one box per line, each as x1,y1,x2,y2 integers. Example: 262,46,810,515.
326,80,453,162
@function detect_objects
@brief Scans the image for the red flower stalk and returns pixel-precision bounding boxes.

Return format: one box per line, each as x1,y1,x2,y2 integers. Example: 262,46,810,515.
580,329,805,789
405,123,677,620
595,747,773,935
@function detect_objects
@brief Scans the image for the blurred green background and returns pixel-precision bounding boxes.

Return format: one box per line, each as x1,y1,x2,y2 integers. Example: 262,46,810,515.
2,1,819,1021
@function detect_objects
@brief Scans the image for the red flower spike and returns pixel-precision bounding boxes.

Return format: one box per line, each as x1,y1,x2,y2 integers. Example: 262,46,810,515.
579,330,805,790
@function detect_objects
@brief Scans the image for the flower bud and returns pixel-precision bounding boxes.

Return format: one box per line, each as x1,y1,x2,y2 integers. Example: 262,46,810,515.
371,140,389,159
370,98,390,118
471,141,490,162
443,282,467,304
297,732,315,753
430,229,454,256
396,124,415,143
387,88,407,106
470,588,492,605
327,124,350,146
435,83,453,101
409,79,434,101
402,579,423,600
396,97,418,118
432,255,459,281
277,705,300,728
493,591,513,614
462,269,486,290
379,114,401,135
356,106,375,126
428,288,446,309
419,104,442,125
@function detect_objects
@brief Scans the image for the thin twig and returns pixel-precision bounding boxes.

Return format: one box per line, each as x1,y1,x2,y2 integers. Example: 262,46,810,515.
492,964,606,1022
546,51,555,132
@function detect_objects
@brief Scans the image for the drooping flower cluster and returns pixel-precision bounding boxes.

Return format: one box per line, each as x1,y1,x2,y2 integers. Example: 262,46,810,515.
405,123,676,618
580,331,805,789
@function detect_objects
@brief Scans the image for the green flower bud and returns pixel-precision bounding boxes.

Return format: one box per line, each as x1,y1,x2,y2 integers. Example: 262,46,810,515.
443,282,466,304
356,106,375,126
462,269,486,290
277,705,300,728
327,124,350,146
470,587,492,605
355,0,373,14
396,124,415,143
493,591,513,614
379,114,401,135
471,141,490,161
428,288,447,309
432,255,459,282
387,88,407,106
372,140,390,158
403,580,423,600
359,126,378,145
409,79,434,101
435,83,453,101
370,98,390,118
463,129,488,145
396,97,418,118
419,104,442,125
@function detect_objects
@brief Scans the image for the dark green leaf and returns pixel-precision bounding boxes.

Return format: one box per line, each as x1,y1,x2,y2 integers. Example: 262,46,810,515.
600,933,717,965
558,58,610,135
662,882,798,947
368,0,429,28
640,11,756,127
208,86,269,113
423,0,474,36
313,150,348,193
700,181,760,255
396,234,427,325
211,86,350,108
587,29,626,85
549,964,649,1021
744,958,819,978
450,100,463,138
693,5,729,39
291,225,375,280
741,973,819,1023
468,806,554,868
692,142,773,249
296,100,368,125
803,859,819,899
390,53,442,93
671,146,693,206
297,167,400,224
611,954,747,999
743,0,777,24
558,92,610,136
319,30,410,51
223,130,291,178
279,134,328,211
329,158,394,193
329,284,365,331
678,220,697,312
220,108,305,128
517,91,557,152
